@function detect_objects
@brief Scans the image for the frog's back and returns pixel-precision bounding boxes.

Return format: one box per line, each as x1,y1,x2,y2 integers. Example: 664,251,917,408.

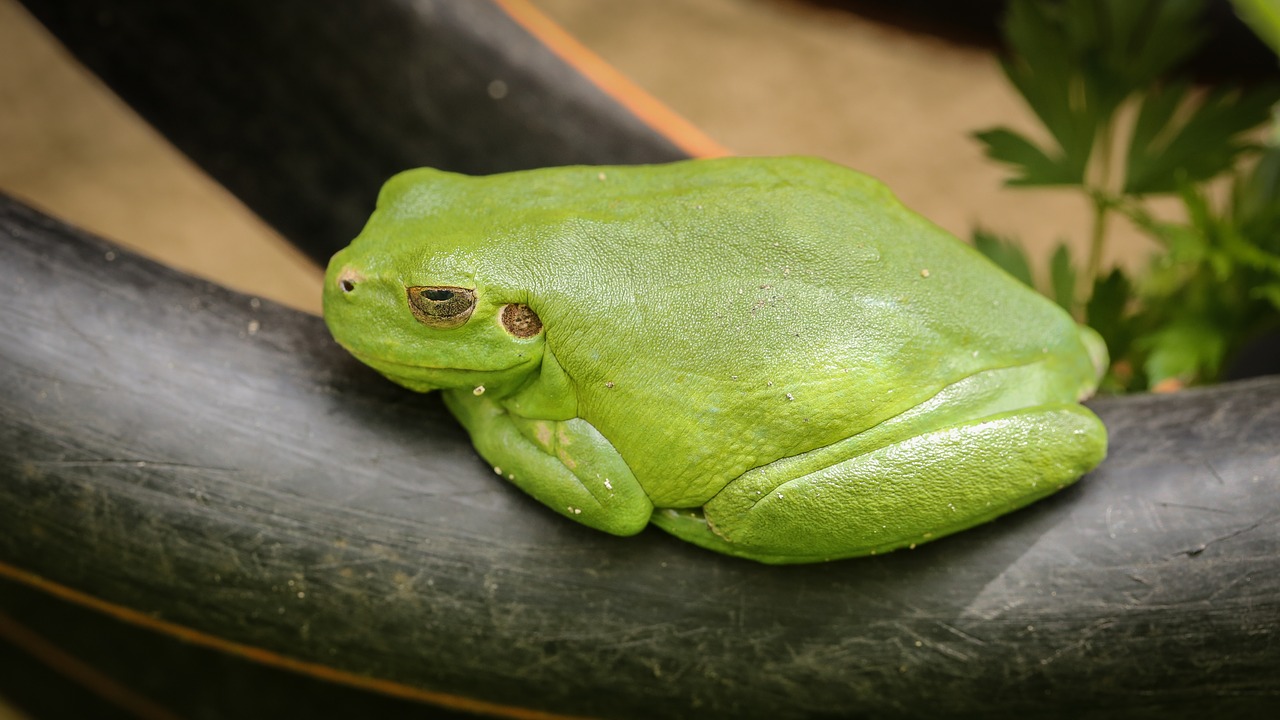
395,158,1098,505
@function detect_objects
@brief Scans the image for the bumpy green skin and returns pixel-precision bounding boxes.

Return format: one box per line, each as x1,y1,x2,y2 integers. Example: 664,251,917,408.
323,156,1108,564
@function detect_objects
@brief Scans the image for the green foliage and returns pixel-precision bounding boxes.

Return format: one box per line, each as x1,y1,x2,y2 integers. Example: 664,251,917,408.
1085,268,1133,360
1232,0,1280,58
1130,150,1280,384
1125,83,1279,193
972,229,1035,287
976,0,1209,187
971,0,1280,392
1049,244,1077,312
970,231,1079,314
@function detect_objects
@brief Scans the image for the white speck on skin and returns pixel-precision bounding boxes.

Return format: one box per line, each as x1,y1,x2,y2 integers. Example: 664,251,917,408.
247,320,260,336
777,493,783,499
605,381,615,389
604,479,613,490
971,350,978,358
507,474,515,480
493,466,502,475
473,385,485,395
767,381,774,387
920,269,930,278
297,591,305,599
250,298,261,309
785,393,794,401
597,172,607,181
104,251,116,261
487,79,508,99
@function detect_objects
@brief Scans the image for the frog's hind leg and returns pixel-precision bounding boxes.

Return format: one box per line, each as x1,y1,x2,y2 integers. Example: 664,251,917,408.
655,407,1106,564
652,360,1108,564
654,403,1105,564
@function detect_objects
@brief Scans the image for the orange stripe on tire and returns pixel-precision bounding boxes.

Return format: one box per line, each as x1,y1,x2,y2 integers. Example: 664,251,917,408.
0,561,595,720
495,0,731,159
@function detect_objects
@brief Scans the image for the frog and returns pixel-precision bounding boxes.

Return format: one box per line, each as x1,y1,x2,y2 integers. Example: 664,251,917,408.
322,156,1108,564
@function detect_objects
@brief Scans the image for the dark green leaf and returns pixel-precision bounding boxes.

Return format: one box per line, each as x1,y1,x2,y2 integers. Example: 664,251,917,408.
1123,83,1280,194
987,0,1211,191
1094,0,1207,93
972,128,1085,186
1139,321,1228,386
1085,267,1133,360
1222,226,1280,274
1236,146,1280,248
1049,243,1077,312
972,228,1036,287
997,1,1098,182
1061,0,1208,119
1124,81,1192,192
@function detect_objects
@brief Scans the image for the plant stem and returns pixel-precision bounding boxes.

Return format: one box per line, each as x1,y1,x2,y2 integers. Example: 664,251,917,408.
1085,191,1111,308
1082,109,1117,321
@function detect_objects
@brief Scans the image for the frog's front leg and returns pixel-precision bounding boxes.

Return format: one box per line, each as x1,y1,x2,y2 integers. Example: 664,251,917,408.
652,403,1106,564
443,389,653,535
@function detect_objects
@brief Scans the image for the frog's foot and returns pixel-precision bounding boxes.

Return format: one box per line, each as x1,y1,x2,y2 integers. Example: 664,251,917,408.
443,390,653,536
652,404,1106,564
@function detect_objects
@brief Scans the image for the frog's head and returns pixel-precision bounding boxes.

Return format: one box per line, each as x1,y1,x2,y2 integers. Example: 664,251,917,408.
322,168,545,395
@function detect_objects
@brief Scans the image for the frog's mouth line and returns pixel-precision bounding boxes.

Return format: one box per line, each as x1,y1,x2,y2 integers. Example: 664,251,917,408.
344,345,527,375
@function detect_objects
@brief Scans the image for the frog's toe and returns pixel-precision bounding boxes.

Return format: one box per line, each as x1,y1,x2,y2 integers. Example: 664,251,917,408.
648,507,824,564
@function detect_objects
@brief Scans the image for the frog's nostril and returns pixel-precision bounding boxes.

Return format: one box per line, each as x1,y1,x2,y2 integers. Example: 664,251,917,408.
336,267,363,294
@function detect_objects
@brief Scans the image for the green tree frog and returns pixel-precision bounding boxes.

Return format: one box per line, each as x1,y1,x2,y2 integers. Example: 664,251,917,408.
323,157,1107,563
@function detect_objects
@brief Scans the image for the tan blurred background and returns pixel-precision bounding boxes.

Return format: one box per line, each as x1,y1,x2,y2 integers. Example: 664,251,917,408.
0,0,1162,315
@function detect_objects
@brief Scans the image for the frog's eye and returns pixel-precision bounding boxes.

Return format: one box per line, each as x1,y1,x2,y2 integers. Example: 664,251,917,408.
406,286,476,329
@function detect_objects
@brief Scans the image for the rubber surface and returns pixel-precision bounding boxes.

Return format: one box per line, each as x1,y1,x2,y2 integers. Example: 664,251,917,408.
7,0,1280,715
